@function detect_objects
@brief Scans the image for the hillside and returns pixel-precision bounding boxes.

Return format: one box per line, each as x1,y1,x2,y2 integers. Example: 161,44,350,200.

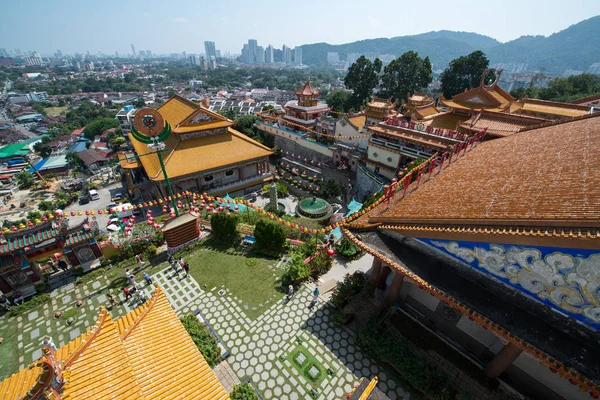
301,16,600,75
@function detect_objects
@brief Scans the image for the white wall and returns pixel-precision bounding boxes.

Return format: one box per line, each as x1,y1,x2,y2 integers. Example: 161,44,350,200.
406,284,440,311
456,316,504,352
368,146,399,170
512,352,591,400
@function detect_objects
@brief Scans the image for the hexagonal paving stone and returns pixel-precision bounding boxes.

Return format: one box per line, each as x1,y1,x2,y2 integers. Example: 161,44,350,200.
261,371,270,381
276,376,285,385
241,360,249,368
270,369,278,378
273,387,282,397
264,389,272,399
379,382,388,392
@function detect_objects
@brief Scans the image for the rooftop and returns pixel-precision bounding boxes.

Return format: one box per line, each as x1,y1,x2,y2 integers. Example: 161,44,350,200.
369,114,600,229
129,127,272,181
0,287,229,400
458,110,547,137
295,78,320,97
156,94,235,135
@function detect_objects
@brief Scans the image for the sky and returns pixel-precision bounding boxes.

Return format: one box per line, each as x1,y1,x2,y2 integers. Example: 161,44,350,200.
1,0,599,56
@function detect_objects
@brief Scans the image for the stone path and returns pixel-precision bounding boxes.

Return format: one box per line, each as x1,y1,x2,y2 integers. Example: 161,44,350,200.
3,262,411,400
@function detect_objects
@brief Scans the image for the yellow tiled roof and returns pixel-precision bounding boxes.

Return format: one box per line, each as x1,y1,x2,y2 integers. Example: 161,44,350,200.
515,98,591,118
347,115,366,131
0,287,229,400
157,95,235,134
118,153,142,169
129,128,273,181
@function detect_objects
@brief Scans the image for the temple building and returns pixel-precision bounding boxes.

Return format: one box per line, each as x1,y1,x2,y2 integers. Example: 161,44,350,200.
120,95,273,199
0,287,229,399
0,218,100,296
283,78,330,130
344,113,600,400
364,98,396,127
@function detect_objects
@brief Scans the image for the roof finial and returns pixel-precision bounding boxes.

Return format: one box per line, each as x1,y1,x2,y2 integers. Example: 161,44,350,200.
480,68,489,88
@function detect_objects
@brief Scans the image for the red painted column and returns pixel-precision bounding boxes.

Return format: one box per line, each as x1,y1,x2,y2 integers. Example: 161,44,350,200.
368,258,383,285
484,342,523,378
387,272,405,306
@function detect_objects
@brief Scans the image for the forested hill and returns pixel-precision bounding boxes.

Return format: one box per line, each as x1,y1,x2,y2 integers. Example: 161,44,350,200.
301,16,600,75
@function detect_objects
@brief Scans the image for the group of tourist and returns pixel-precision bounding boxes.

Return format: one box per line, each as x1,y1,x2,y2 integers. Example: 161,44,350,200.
168,254,190,278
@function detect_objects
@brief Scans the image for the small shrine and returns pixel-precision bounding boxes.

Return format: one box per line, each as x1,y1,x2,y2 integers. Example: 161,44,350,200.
283,78,330,129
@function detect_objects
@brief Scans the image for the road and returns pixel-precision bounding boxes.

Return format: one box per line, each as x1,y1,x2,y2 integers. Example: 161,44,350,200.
64,183,126,232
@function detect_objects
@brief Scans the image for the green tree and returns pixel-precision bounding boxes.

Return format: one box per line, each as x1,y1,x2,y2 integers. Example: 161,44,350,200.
440,51,495,98
254,220,286,253
379,51,432,102
109,136,126,152
83,118,119,139
33,142,52,158
344,56,382,110
15,171,34,189
230,383,258,400
66,151,84,170
322,179,342,198
133,98,146,108
210,212,239,242
326,91,350,112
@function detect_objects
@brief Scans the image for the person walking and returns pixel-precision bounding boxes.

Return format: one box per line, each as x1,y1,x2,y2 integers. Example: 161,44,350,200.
143,272,152,285
123,287,132,300
107,293,117,306
183,262,190,278
171,260,180,277
288,284,294,300
168,254,174,265
135,254,145,266
178,257,185,269
309,287,320,309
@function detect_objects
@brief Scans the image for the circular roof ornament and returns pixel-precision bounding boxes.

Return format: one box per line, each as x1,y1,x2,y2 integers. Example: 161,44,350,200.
416,122,425,131
134,108,165,137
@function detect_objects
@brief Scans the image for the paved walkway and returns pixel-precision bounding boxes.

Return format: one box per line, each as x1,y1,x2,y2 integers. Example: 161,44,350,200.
3,258,410,400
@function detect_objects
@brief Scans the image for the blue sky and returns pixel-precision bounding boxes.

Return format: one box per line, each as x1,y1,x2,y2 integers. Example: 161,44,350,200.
1,0,599,55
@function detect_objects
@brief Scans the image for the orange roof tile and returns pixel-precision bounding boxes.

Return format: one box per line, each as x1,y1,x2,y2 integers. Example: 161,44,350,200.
295,79,320,96
157,95,234,134
422,112,469,130
414,105,441,119
370,114,600,227
0,287,229,400
129,127,273,181
118,153,142,169
458,111,547,137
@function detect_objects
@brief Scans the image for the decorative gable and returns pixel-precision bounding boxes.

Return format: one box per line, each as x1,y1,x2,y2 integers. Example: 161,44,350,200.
188,112,215,124
464,96,485,104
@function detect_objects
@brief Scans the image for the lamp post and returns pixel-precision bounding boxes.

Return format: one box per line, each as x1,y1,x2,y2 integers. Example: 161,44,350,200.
131,108,179,217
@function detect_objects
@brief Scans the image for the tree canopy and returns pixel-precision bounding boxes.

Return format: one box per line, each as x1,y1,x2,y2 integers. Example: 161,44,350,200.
33,142,52,158
326,91,350,113
440,51,495,98
344,56,382,111
379,51,432,102
511,73,600,102
83,117,119,140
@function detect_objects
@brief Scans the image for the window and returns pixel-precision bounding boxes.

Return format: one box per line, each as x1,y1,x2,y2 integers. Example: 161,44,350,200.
204,175,213,182
387,157,393,162
225,170,234,177
372,152,378,158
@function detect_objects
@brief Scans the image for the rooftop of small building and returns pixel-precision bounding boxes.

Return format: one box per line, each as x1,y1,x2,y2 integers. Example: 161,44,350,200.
458,110,547,137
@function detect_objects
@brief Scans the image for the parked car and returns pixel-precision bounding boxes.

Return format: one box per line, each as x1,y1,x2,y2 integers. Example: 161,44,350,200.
79,195,90,205
106,202,117,210
111,192,124,202
89,189,100,201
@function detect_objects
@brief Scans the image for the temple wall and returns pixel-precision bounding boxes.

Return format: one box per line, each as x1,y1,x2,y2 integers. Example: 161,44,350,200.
355,164,384,202
368,146,399,171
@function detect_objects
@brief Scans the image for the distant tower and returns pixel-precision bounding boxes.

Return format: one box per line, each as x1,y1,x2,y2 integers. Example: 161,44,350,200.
248,39,258,64
265,45,274,64
294,46,302,65
204,41,217,61
131,44,136,57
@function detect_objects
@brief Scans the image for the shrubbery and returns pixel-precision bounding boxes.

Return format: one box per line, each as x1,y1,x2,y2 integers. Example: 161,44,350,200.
230,383,258,400
210,212,240,242
358,320,456,399
330,271,368,310
254,220,286,254
180,314,221,368
335,237,362,260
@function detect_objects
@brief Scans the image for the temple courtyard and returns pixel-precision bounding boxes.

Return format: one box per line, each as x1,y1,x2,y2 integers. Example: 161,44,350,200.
0,242,412,400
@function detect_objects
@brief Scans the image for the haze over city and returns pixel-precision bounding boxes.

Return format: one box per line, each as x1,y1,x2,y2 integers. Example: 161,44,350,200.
1,0,599,54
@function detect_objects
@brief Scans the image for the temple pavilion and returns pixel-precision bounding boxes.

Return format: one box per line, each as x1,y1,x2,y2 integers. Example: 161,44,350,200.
0,287,229,399
344,113,600,400
283,78,330,130
120,94,273,199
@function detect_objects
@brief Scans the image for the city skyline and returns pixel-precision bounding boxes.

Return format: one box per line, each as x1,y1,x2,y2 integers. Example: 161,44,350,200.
1,0,599,56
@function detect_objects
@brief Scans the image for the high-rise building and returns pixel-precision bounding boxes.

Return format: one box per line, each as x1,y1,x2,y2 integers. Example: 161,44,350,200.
346,52,360,67
204,41,217,61
25,51,44,67
294,46,302,65
146,50,152,57
248,39,258,64
282,45,292,64
327,52,339,65
265,45,274,64
0,48,9,58
115,51,120,58
256,46,265,64
131,44,136,57
241,44,249,64
139,50,146,57
190,55,200,66
216,49,221,59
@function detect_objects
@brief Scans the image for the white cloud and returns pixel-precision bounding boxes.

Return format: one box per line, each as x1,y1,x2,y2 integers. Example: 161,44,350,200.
173,17,186,23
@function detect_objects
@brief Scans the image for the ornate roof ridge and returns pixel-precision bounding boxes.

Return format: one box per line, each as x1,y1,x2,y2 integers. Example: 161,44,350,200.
120,286,161,341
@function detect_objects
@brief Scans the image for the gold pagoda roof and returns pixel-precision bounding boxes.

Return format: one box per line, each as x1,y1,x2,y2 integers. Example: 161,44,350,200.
129,127,273,181
157,95,235,134
0,287,229,400
295,78,320,96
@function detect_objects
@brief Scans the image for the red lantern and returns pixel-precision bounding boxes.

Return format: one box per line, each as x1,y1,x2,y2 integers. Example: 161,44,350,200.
154,223,160,229
327,248,335,256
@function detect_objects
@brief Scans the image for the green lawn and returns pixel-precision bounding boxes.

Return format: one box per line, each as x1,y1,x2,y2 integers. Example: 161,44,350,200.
182,238,285,319
0,316,20,379
44,106,68,116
